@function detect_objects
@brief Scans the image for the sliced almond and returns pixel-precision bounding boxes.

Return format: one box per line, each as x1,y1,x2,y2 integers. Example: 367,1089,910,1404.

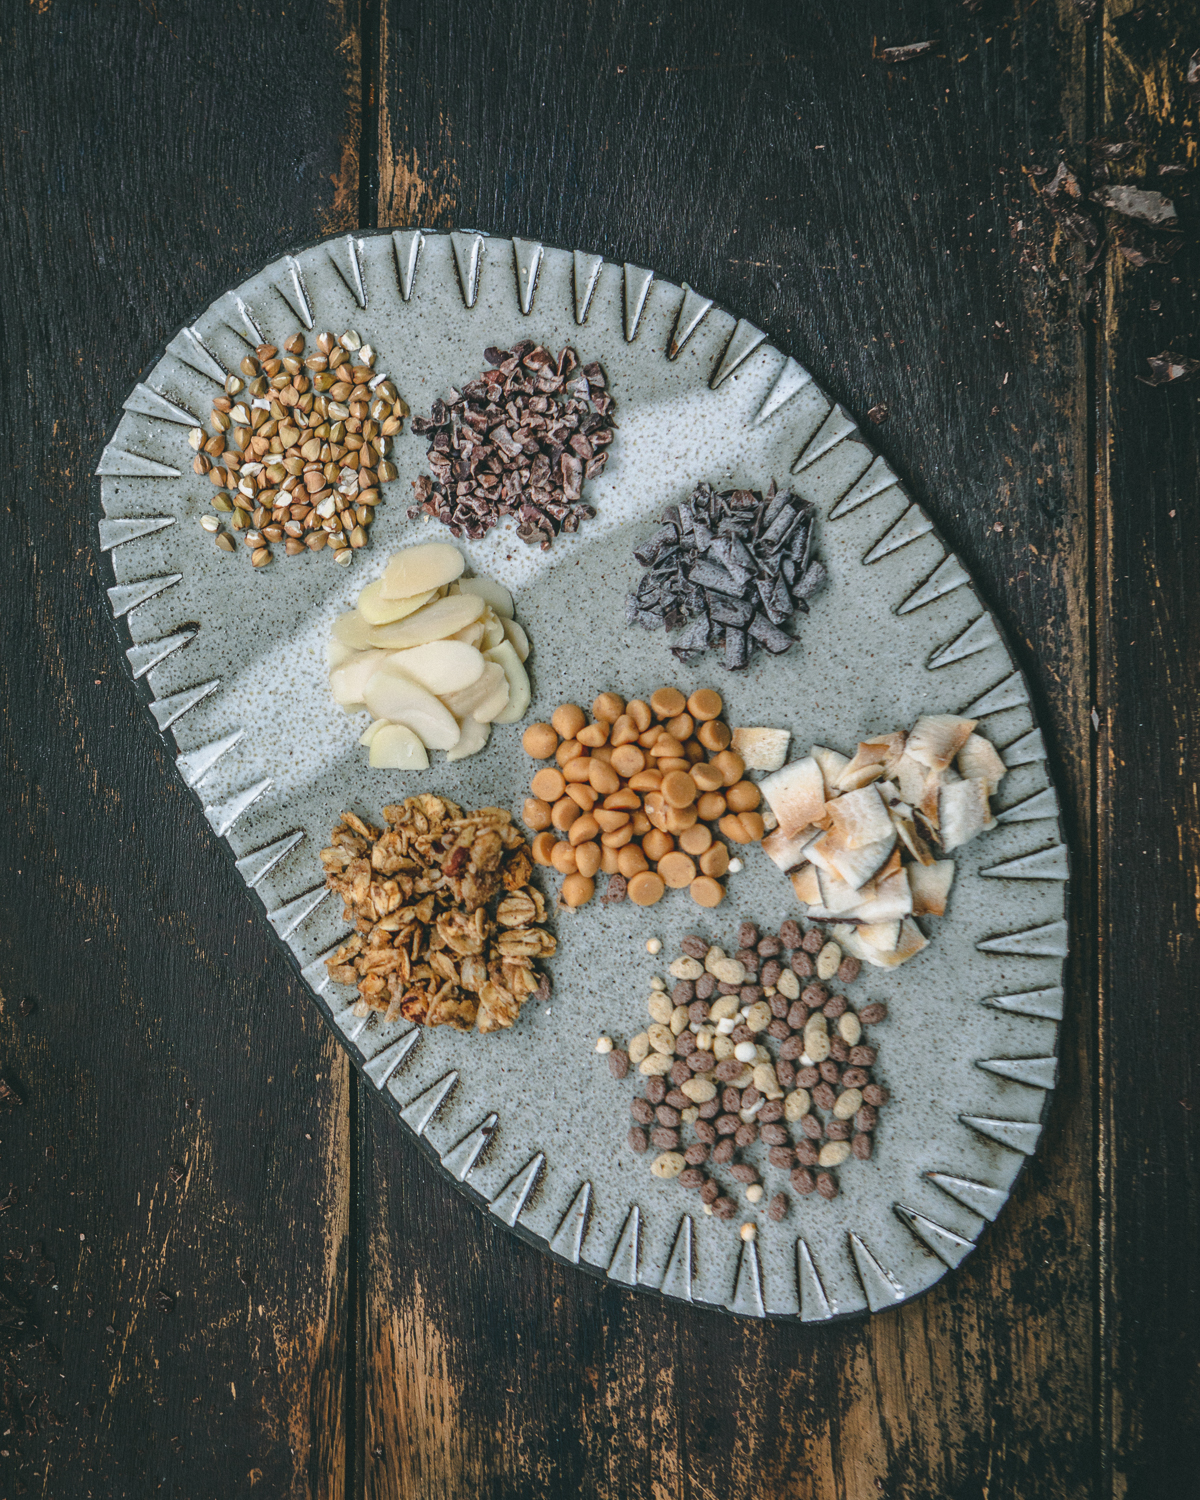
450,620,486,648
730,726,792,773
332,611,378,650
761,755,825,837
455,576,514,618
362,666,461,750
445,716,491,762
484,639,531,724
382,640,485,695
368,592,486,649
358,718,390,747
369,722,431,770
329,648,390,707
326,639,355,671
905,713,978,771
479,606,507,651
910,859,955,916
379,541,465,599
358,579,439,625
441,661,509,723
502,616,530,663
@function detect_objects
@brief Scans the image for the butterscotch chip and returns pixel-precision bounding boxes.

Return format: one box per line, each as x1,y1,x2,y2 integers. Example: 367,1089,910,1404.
697,720,731,751
678,823,713,856
523,797,553,831
552,703,587,738
522,723,559,758
565,783,596,811
696,791,727,821
649,734,685,759
642,828,674,861
661,770,698,808
719,813,754,844
550,841,579,875
630,810,652,835
531,767,566,801
610,714,640,745
561,873,595,906
592,691,625,722
617,843,650,877
590,744,615,765
568,813,600,846
691,762,725,792
574,841,602,878
588,760,620,795
656,757,691,773
555,738,582,766
689,875,725,907
576,721,609,748
531,831,557,864
650,686,687,718
626,698,653,731
665,713,695,740
738,812,765,840
593,808,630,832
664,803,698,834
725,780,761,812
628,768,663,791
562,756,593,784
610,743,646,778
551,797,581,832
687,688,723,721
600,845,621,874
713,749,746,786
658,851,697,889
604,787,641,810
699,843,730,877
628,870,667,906
600,823,635,848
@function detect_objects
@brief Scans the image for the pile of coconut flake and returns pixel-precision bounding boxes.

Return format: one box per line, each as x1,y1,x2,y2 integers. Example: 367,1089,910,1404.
757,714,1007,968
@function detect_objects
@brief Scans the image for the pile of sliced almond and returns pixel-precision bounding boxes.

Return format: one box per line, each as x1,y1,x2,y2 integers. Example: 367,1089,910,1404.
758,714,1007,968
327,542,532,768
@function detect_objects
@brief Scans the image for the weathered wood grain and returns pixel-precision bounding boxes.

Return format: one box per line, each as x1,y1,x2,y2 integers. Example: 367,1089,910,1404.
0,2,360,1494
1096,8,1200,1496
364,3,1096,1496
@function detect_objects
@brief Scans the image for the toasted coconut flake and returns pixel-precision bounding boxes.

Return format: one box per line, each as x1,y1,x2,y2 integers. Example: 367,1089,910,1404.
826,832,897,891
910,859,955,916
851,869,913,924
790,864,821,904
905,714,978,771
858,920,902,953
824,785,894,848
958,732,1008,792
811,745,851,797
877,844,904,881
761,755,826,837
918,767,943,830
837,763,887,791
939,779,990,852
816,868,873,915
836,732,905,790
731,725,792,772
762,825,816,872
894,753,930,806
834,916,927,968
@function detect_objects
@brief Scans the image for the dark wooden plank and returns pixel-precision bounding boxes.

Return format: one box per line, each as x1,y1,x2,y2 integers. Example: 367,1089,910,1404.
0,3,361,1493
1095,7,1200,1496
365,3,1096,1496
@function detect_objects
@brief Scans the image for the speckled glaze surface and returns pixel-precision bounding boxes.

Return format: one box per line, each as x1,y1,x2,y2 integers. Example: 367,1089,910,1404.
96,230,1067,1320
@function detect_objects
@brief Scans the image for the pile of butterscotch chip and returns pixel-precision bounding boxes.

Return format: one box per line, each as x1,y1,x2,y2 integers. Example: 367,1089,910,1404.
521,687,765,910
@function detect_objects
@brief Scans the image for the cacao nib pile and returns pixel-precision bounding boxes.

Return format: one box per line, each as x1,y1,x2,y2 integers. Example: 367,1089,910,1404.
627,482,827,670
409,343,614,548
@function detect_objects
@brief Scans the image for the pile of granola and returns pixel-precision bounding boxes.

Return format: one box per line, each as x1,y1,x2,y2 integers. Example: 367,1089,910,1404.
320,795,555,1033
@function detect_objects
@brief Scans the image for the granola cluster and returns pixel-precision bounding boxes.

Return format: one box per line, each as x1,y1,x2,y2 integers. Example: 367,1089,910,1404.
321,795,556,1033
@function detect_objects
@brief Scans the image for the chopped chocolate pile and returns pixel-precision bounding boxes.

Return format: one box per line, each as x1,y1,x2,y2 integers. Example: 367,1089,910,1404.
627,482,826,671
409,343,614,548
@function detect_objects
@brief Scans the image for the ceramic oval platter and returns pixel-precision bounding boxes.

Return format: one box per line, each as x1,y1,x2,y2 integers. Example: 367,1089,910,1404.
96,229,1067,1321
